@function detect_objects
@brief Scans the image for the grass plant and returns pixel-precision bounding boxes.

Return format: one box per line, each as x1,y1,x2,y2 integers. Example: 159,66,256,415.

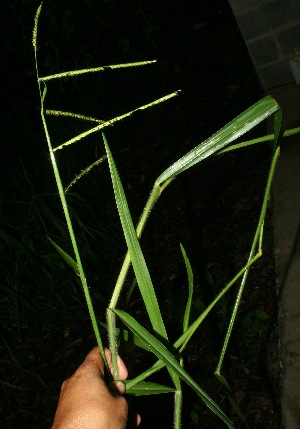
30,3,300,427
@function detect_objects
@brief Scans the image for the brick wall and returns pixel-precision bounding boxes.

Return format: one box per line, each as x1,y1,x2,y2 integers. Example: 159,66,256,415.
228,0,300,89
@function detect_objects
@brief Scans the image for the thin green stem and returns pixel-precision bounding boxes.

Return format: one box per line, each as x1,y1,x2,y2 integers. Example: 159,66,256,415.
40,94,106,366
174,389,182,429
107,308,119,379
215,145,280,374
173,357,184,429
33,3,107,369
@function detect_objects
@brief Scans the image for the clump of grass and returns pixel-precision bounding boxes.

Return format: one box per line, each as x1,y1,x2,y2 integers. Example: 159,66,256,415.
29,3,300,427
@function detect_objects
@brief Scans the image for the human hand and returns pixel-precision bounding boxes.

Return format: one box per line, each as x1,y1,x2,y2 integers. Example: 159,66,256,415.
52,347,140,429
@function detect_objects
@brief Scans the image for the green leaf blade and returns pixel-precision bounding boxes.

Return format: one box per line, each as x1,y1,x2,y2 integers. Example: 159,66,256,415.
103,134,167,340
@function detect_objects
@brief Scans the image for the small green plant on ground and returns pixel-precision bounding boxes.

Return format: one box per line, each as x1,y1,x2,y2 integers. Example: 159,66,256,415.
32,3,300,428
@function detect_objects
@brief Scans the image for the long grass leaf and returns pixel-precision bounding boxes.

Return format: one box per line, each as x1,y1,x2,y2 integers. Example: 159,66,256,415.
114,309,234,428
157,96,280,184
103,134,167,340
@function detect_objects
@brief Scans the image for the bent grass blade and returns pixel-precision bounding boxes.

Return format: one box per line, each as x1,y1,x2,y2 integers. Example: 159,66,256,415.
216,131,281,379
213,110,282,426
157,96,280,185
216,109,282,375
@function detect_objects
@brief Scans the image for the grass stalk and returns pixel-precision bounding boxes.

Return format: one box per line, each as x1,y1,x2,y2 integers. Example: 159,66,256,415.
33,3,107,368
174,389,183,429
215,144,280,374
40,91,106,364
107,308,119,379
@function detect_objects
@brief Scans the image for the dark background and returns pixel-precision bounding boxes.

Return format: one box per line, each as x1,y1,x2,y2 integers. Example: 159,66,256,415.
2,0,262,176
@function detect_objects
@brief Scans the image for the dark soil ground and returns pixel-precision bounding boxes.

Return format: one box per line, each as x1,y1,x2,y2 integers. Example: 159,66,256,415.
1,0,281,427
